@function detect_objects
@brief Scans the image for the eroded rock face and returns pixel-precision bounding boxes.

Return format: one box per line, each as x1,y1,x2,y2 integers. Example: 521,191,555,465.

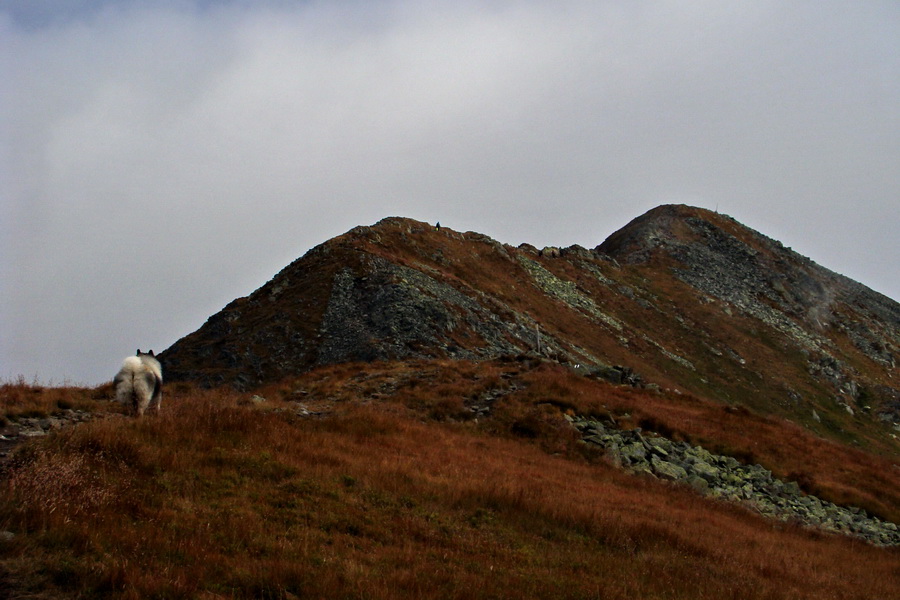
315,259,533,365
568,415,900,546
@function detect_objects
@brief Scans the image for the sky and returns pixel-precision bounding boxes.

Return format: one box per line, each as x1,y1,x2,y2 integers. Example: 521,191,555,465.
2,0,898,385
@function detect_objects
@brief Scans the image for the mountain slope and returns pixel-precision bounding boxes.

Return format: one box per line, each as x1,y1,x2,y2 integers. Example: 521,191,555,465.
159,205,899,451
3,206,900,598
4,376,899,599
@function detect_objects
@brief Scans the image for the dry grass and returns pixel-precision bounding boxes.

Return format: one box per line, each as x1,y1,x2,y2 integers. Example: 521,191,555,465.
501,361,900,523
1,364,898,599
0,378,120,423
262,359,900,521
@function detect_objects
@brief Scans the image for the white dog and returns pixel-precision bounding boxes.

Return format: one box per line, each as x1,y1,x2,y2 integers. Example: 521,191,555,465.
114,349,163,416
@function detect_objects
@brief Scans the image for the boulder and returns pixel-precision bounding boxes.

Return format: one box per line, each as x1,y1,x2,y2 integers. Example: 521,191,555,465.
644,437,672,457
687,475,710,492
619,442,648,463
651,456,687,480
691,460,720,483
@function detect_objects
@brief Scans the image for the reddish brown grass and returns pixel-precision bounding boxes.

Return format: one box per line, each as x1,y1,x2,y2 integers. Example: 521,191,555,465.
262,359,900,522
1,369,897,599
0,379,117,423
504,361,900,523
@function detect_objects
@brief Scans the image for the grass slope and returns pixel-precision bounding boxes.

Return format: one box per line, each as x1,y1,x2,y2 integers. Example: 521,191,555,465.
1,363,898,599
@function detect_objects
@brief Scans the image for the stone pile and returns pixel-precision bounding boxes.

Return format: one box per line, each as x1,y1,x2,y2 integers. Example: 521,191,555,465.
567,414,900,546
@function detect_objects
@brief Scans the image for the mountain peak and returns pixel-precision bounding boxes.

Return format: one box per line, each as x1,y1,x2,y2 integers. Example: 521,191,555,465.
597,204,746,260
159,206,899,450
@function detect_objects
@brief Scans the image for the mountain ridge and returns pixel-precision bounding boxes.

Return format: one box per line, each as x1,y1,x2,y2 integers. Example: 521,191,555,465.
4,205,900,597
159,205,899,453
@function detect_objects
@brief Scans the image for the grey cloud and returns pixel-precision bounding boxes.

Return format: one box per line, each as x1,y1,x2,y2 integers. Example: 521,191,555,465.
2,0,898,384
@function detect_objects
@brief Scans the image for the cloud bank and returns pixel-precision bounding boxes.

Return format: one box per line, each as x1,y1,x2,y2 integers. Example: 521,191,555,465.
2,0,898,384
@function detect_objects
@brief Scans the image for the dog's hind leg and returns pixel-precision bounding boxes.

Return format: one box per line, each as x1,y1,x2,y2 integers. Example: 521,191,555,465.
149,378,162,414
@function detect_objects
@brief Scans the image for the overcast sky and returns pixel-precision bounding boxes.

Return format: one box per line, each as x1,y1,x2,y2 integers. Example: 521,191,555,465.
2,0,898,385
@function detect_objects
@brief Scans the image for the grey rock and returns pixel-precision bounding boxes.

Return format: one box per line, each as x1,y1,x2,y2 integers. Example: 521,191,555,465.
651,456,687,480
644,437,671,456
619,442,648,463
717,455,740,470
782,481,802,497
687,476,710,492
605,446,624,467
691,460,720,483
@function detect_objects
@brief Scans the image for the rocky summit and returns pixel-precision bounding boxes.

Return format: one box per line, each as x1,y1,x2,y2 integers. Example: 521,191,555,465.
160,205,899,449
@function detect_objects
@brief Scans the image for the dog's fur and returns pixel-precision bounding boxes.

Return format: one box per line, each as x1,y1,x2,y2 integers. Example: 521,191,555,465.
114,349,163,416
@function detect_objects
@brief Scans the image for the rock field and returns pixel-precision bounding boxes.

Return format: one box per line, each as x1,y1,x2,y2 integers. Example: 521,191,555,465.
567,414,900,546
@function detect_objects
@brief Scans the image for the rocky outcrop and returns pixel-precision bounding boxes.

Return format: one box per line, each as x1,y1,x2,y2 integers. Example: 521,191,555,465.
568,414,900,546
316,258,536,364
